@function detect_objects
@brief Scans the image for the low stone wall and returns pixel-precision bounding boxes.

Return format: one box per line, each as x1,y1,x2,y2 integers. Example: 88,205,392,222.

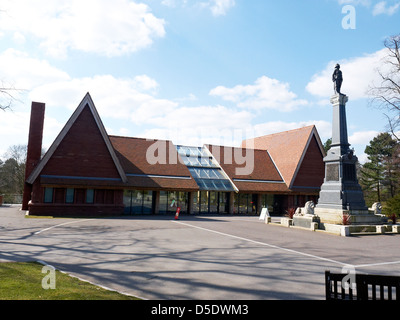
319,223,400,236
276,217,400,237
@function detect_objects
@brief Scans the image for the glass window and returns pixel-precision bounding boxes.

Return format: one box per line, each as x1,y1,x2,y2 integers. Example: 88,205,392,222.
201,180,212,190
239,193,248,214
233,194,257,215
200,157,213,167
233,193,238,214
65,188,74,204
44,187,53,203
221,180,234,190
123,190,153,215
250,194,258,214
192,192,200,214
200,191,209,214
167,191,177,214
86,189,94,204
177,192,188,213
159,191,168,214
123,190,132,214
143,190,153,214
131,190,143,214
179,145,235,192
209,192,218,213
261,194,274,214
188,167,198,178
188,157,201,166
218,192,229,214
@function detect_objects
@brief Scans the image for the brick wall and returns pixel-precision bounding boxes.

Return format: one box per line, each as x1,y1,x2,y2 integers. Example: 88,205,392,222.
292,136,325,189
41,105,120,179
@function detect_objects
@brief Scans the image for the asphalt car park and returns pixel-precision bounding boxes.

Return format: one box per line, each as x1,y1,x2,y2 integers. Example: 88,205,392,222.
1,205,399,300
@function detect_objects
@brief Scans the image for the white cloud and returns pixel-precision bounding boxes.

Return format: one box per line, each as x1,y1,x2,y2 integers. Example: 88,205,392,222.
161,0,186,7
0,0,165,58
373,1,400,15
142,104,253,146
25,61,252,146
161,0,176,7
162,0,234,16
306,48,389,99
337,0,400,15
208,0,236,16
0,49,70,89
0,49,333,153
133,75,159,92
0,49,253,148
0,110,64,159
337,0,371,6
349,130,380,145
210,76,308,112
29,74,177,125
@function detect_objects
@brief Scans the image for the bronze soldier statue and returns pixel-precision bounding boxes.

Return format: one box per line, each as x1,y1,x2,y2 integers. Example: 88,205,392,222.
332,63,343,94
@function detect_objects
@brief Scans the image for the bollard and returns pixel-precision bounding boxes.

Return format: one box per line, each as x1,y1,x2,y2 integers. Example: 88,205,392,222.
175,207,181,220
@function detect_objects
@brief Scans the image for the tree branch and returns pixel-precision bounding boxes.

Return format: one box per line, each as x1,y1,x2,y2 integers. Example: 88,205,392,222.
0,86,24,111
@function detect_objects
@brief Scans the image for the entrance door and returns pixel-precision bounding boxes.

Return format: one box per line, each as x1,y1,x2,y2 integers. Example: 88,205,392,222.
250,194,258,215
273,195,286,216
209,191,218,214
218,192,229,214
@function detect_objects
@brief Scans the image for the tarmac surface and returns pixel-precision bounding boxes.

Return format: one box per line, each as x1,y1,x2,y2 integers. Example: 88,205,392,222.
1,204,400,300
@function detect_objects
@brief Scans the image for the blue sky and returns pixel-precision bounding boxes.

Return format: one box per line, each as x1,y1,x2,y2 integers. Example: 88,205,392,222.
0,0,399,162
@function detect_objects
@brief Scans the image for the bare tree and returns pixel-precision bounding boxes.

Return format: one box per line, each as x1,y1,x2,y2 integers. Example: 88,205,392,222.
368,35,400,141
0,82,21,111
0,145,27,197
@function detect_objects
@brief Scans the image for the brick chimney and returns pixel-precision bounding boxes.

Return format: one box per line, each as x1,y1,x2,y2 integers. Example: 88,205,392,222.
22,102,45,210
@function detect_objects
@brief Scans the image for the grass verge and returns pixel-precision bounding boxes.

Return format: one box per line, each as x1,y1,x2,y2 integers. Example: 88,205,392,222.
0,261,140,300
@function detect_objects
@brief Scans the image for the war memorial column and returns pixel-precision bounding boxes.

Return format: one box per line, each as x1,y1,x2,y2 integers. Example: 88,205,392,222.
315,64,382,225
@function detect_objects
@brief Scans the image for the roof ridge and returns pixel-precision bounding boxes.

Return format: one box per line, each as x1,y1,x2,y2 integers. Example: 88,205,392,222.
205,143,267,152
109,135,173,143
252,125,315,140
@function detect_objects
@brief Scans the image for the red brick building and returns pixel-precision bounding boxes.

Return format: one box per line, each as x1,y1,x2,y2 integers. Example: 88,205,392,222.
23,93,325,217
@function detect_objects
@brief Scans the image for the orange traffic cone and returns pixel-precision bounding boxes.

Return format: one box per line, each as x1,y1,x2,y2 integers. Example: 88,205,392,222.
175,207,181,220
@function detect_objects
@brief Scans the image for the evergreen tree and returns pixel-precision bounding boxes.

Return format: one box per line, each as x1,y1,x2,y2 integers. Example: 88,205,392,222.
360,133,399,203
323,138,332,154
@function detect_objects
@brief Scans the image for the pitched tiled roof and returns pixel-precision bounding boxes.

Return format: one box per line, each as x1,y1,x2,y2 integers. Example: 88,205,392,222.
206,144,288,193
241,125,324,188
26,93,127,185
109,135,199,191
28,92,324,194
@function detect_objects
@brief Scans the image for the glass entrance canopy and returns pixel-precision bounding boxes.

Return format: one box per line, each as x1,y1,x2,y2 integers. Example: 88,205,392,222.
177,145,236,192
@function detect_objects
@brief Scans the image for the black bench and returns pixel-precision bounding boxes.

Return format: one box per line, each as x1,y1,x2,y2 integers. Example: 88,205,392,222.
325,270,400,300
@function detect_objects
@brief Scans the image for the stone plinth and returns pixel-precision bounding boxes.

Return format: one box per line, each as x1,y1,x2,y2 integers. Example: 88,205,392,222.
281,218,292,227
293,215,320,229
315,207,384,225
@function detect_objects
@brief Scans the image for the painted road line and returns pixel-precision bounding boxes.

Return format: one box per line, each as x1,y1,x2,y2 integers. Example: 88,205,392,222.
173,220,347,267
34,219,92,235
